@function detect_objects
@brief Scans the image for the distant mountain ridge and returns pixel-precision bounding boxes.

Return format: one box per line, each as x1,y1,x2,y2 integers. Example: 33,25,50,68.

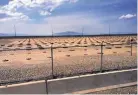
0,32,136,37
0,33,28,36
54,31,82,36
0,31,82,37
0,33,13,36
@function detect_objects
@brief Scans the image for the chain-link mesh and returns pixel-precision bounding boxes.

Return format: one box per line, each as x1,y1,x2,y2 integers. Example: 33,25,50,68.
102,36,137,71
0,36,137,85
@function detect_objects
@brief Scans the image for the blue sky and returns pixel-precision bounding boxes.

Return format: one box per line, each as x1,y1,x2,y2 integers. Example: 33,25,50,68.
0,0,137,35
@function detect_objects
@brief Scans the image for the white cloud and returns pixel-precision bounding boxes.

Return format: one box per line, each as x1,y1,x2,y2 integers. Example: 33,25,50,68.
0,12,30,22
0,9,30,22
0,0,79,22
0,16,30,22
0,9,25,17
119,14,137,19
40,10,51,16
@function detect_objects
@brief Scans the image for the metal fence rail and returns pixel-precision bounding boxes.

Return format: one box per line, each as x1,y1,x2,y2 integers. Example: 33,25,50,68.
0,38,137,85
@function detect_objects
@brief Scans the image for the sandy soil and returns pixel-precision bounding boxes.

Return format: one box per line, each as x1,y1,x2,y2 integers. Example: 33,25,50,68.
0,36,137,84
0,39,13,45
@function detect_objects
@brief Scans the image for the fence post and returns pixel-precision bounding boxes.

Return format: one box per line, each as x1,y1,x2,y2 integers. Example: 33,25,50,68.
100,41,104,72
130,39,133,56
51,43,54,78
45,79,48,94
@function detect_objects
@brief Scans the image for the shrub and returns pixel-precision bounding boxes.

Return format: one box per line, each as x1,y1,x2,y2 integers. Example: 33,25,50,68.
3,59,9,62
115,46,122,48
66,55,70,57
1,44,5,46
26,58,31,60
105,47,112,49
69,49,75,51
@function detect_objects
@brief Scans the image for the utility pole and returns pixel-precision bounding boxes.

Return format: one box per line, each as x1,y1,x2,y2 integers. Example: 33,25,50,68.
51,24,54,37
82,27,84,37
14,24,16,37
68,31,70,37
109,24,110,36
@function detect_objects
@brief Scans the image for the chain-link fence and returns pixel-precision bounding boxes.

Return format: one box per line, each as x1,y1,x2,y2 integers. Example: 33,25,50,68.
0,36,137,85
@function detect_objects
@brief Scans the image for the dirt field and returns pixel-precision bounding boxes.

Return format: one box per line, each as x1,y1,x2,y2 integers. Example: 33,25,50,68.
0,35,137,84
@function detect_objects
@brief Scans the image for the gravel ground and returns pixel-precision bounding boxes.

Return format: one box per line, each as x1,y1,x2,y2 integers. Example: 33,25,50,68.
90,85,137,94
0,53,136,85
